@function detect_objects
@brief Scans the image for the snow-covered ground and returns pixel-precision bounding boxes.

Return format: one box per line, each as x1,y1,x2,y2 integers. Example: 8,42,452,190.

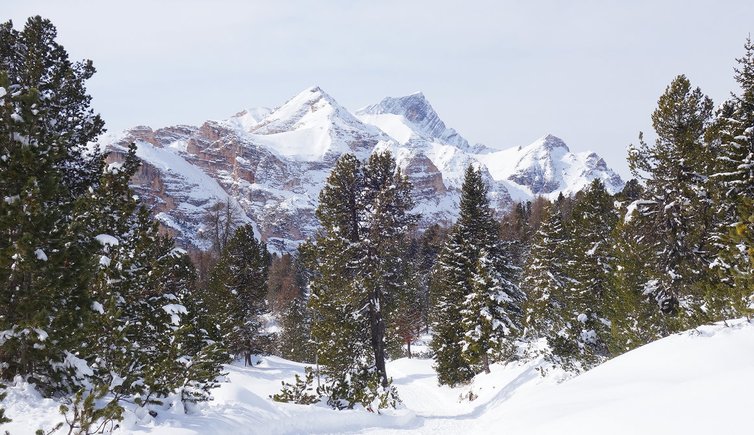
2,320,752,434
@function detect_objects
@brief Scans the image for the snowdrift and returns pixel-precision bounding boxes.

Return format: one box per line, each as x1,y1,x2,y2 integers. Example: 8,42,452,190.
1,320,752,434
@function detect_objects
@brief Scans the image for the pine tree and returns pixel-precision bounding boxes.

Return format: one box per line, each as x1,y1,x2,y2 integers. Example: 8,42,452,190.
271,253,315,363
359,151,417,386
303,154,371,407
707,37,754,318
430,229,476,385
431,165,523,384
625,74,715,328
412,224,448,334
521,202,570,351
303,151,415,409
0,382,9,424
206,224,271,366
1,17,226,424
0,16,105,390
278,292,315,363
558,180,617,368
499,201,532,269
389,260,423,359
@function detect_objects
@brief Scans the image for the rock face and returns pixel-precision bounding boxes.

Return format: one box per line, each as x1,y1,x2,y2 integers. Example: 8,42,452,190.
102,87,624,253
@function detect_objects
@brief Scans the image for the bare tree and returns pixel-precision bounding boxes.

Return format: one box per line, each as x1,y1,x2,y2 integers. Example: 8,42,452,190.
200,199,243,257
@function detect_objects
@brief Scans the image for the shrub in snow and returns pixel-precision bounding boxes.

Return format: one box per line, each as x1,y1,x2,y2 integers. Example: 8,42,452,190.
270,367,320,405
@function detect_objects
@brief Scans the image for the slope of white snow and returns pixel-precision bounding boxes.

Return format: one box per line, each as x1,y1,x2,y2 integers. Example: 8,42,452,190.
248,86,388,161
221,107,273,133
2,320,751,435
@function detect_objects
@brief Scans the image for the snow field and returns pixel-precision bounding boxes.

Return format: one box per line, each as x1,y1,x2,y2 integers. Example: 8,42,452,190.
3,320,751,434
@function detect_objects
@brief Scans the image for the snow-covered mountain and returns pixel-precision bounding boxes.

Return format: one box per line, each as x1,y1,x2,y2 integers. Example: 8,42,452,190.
102,87,624,252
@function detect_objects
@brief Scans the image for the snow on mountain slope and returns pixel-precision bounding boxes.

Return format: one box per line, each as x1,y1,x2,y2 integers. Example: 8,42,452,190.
100,87,623,251
357,92,492,154
222,107,273,133
3,320,750,434
249,86,390,161
477,134,625,201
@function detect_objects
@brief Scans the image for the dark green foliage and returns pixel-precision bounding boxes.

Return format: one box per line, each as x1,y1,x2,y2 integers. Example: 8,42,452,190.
557,180,616,369
302,151,416,409
206,224,271,365
706,37,754,319
58,385,123,435
0,17,225,423
432,165,523,384
430,230,476,385
0,382,9,424
318,367,400,412
622,74,715,333
499,201,533,269
522,203,570,343
269,254,315,363
278,294,314,362
608,206,673,353
271,367,320,405
0,16,105,390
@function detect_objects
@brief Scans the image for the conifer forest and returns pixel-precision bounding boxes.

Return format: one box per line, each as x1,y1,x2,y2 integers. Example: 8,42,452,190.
1,13,753,435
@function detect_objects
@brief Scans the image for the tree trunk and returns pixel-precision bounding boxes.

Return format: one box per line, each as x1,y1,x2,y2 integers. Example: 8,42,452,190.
407,339,412,359
482,352,490,374
370,290,388,388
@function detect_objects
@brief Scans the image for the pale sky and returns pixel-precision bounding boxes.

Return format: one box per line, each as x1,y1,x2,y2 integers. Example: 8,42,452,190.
6,0,754,177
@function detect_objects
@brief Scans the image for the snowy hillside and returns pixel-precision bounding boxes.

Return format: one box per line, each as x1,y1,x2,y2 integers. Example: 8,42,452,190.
3,319,751,434
101,87,623,251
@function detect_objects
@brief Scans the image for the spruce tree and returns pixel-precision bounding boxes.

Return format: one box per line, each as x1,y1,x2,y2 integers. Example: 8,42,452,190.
206,224,271,366
269,253,315,362
1,18,226,420
558,180,617,368
430,229,476,385
278,292,315,363
431,166,522,384
521,202,570,349
0,382,9,424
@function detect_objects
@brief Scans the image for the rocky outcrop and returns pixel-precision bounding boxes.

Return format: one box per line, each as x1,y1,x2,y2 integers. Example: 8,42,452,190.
101,87,623,253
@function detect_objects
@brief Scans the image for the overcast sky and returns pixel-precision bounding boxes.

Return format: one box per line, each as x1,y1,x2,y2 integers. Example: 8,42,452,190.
6,0,754,177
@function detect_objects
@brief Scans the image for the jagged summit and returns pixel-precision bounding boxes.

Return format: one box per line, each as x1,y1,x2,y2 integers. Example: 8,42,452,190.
253,86,354,134
478,134,624,199
356,92,481,152
537,134,570,151
102,88,624,252
246,86,387,161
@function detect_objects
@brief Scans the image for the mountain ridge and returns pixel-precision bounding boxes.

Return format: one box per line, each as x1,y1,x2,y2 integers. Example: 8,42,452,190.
102,86,624,252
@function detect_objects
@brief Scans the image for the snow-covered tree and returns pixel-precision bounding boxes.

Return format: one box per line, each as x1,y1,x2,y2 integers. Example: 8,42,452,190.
707,37,754,318
624,74,715,327
432,165,522,384
302,151,416,409
0,18,226,427
0,16,106,389
557,180,617,368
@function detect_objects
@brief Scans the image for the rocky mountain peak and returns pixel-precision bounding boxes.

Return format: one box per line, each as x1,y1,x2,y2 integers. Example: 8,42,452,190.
103,89,624,254
358,92,447,139
251,86,358,134
527,134,570,153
